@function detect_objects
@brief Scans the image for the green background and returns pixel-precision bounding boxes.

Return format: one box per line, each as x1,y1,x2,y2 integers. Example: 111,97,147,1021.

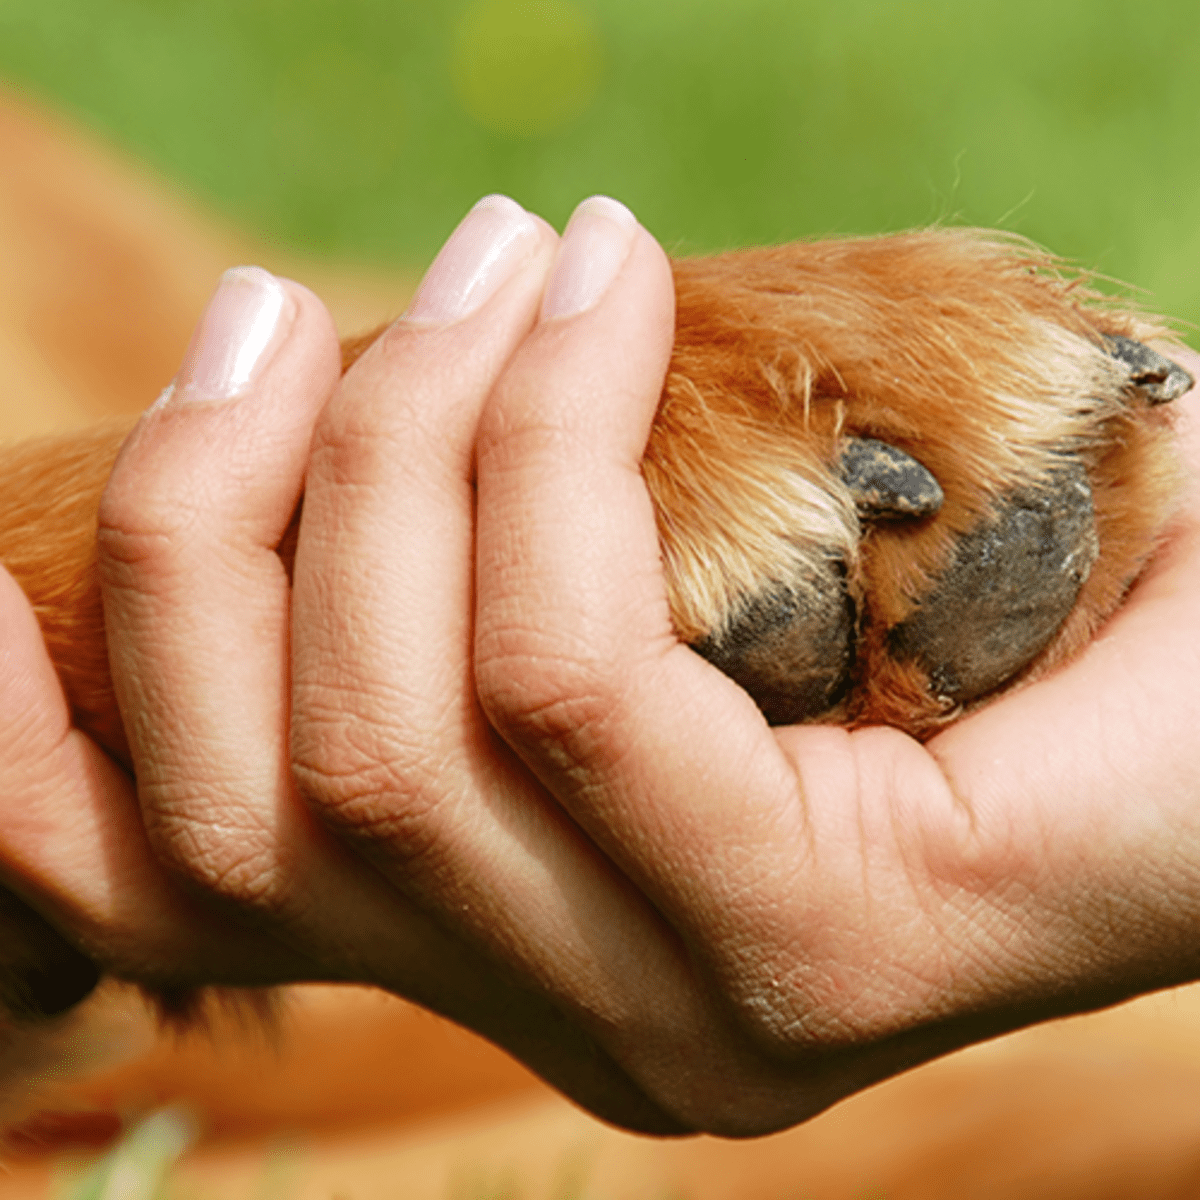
2,0,1197,336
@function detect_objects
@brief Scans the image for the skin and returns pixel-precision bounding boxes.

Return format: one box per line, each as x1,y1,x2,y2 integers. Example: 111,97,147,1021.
1,195,1199,1137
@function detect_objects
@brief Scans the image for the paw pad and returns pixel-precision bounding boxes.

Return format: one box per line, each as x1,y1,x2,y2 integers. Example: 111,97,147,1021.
647,231,1192,737
887,458,1097,705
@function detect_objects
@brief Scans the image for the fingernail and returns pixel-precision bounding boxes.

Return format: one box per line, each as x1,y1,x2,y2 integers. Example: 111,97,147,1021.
175,266,293,401
541,196,639,321
404,194,542,325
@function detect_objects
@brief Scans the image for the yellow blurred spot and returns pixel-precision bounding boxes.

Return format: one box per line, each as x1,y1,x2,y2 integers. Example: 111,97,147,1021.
451,0,604,138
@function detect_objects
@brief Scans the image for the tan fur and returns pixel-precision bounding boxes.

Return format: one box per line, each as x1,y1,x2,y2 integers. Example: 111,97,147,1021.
2,230,1184,757
0,422,134,762
2,89,1199,1191
656,233,1183,733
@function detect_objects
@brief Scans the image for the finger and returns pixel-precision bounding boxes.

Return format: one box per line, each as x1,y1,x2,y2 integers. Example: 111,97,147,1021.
474,196,810,939
459,199,870,1127
98,268,499,989
294,194,560,795
292,193,564,922
290,202,635,980
0,563,675,1131
0,564,107,1012
0,565,264,991
291,199,742,1126
471,200,1013,1059
97,267,353,976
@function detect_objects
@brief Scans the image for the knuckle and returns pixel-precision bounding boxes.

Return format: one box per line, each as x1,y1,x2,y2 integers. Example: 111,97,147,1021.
307,407,434,527
310,400,389,487
474,625,619,762
97,465,210,596
312,373,441,483
290,686,451,867
165,829,274,911
475,413,593,515
96,495,196,576
477,407,573,471
139,780,284,916
98,426,209,544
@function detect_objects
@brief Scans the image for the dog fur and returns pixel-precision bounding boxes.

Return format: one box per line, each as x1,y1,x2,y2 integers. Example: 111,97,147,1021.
1,88,1198,1194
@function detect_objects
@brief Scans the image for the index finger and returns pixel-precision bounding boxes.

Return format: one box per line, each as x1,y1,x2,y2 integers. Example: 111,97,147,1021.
472,203,845,1023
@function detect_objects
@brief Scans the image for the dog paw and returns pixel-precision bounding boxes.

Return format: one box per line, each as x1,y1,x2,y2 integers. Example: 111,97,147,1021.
885,456,1097,707
645,230,1191,737
0,887,99,1023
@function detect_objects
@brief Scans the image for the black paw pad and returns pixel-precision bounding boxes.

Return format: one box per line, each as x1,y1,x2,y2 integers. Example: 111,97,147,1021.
1104,336,1194,405
888,458,1097,703
694,563,855,725
839,437,943,519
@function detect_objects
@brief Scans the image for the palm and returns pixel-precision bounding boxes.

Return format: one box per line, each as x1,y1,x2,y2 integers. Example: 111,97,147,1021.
764,361,1200,1062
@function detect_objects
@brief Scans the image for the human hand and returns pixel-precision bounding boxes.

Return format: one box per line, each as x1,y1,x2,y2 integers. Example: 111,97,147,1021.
4,190,1199,1137
0,571,108,1025
1,195,696,1132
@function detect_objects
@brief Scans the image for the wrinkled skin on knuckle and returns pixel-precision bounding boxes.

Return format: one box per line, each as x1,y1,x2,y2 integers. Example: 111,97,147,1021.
476,414,600,525
475,627,621,767
95,490,205,591
135,775,285,917
97,424,236,568
310,406,407,494
168,829,277,914
291,695,454,867
312,367,470,493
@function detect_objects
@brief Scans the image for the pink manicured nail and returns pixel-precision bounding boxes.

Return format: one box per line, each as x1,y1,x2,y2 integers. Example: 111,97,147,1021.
540,196,638,321
404,195,542,325
175,267,292,401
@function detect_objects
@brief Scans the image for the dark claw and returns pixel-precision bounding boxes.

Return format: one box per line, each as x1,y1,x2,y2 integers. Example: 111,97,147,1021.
1103,335,1194,404
888,458,1097,704
839,437,943,520
694,562,854,725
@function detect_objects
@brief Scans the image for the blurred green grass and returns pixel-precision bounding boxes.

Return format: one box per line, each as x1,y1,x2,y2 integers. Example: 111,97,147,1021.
1,0,1197,333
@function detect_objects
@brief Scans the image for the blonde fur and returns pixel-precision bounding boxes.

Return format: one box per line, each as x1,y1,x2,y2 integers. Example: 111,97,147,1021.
0,229,1186,758
655,232,1184,732
1,86,1197,1188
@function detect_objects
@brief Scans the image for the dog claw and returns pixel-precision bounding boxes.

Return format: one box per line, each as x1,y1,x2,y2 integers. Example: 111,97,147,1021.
694,565,855,726
839,437,943,519
1104,335,1194,404
888,458,1097,704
